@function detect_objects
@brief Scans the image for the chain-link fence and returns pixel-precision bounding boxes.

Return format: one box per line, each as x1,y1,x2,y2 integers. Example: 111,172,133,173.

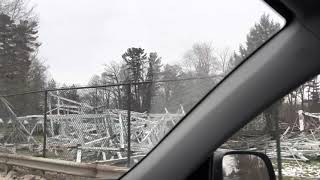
0,77,216,168
45,86,133,165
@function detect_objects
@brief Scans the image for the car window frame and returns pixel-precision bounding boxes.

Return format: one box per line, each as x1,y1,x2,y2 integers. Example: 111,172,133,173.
119,1,295,179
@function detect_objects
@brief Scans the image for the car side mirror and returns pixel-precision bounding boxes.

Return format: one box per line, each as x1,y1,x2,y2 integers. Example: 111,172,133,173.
214,151,276,180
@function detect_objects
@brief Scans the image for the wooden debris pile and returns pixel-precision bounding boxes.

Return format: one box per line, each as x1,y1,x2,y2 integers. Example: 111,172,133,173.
0,93,186,165
222,110,320,164
267,130,320,162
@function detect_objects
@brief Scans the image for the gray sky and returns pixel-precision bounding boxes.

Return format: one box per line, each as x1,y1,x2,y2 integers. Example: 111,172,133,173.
30,0,284,85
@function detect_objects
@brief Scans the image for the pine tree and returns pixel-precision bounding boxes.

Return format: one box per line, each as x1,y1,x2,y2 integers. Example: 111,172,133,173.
143,52,162,112
0,14,39,116
0,14,39,95
231,14,281,67
161,64,189,112
122,47,147,112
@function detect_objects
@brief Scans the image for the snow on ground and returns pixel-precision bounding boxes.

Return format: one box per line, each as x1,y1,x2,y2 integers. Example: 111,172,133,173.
274,160,320,179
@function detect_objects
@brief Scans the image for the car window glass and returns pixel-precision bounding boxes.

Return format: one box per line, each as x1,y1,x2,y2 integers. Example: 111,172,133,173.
0,0,284,178
221,75,320,179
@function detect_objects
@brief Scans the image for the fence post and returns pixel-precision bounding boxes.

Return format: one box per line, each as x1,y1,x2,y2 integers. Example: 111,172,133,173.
95,88,98,113
43,90,48,158
127,84,131,167
274,112,282,180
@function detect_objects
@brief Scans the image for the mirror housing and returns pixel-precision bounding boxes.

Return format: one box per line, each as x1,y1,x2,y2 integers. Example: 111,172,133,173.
213,151,276,180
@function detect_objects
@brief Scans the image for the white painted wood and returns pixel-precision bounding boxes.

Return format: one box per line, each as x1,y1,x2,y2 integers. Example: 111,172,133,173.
76,149,82,163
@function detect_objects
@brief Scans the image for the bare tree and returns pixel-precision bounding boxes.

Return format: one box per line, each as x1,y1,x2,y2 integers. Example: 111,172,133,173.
102,61,124,109
214,48,233,74
103,61,123,84
183,42,217,76
0,0,37,22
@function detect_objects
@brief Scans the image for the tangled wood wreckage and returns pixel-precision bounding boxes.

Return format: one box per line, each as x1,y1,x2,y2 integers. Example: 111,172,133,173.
0,92,185,166
222,110,320,165
0,88,320,173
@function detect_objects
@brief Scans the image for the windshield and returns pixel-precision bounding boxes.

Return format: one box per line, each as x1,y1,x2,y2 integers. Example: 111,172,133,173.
0,0,285,179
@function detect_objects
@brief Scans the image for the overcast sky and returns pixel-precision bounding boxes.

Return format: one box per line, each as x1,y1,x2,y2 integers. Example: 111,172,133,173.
30,0,285,86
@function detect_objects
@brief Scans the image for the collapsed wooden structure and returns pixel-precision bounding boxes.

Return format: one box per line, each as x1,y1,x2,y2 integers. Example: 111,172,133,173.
0,92,185,165
222,110,320,168
5,91,320,168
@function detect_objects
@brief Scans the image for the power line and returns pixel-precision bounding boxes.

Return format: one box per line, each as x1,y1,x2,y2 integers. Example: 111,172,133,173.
0,74,223,97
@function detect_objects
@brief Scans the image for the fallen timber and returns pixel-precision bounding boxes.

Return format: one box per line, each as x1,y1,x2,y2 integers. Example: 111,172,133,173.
223,133,320,163
222,110,320,164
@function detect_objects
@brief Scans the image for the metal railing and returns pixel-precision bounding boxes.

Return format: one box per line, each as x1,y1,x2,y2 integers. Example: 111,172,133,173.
0,153,127,179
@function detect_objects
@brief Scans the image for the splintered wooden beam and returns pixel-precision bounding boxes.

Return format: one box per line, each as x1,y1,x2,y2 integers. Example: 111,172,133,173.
49,93,94,109
84,136,110,146
17,114,109,122
304,111,320,120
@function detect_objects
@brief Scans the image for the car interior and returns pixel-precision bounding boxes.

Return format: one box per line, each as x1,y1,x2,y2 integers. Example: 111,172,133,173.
1,0,319,179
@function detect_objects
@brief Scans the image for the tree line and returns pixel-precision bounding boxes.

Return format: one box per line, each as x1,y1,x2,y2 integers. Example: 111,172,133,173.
77,14,284,115
0,0,47,116
1,0,317,135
